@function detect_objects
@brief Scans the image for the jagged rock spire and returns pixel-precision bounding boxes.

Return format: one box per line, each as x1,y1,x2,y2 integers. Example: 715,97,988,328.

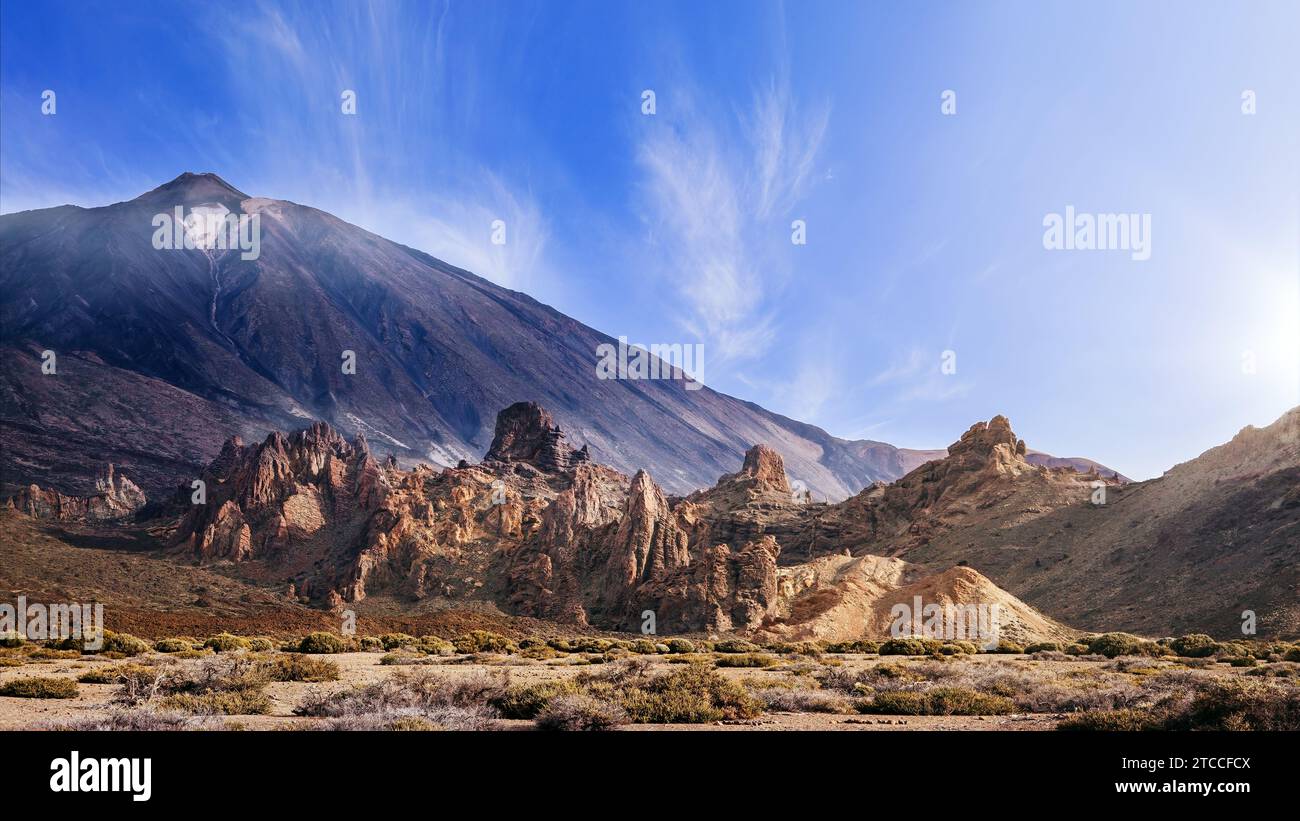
484,401,590,471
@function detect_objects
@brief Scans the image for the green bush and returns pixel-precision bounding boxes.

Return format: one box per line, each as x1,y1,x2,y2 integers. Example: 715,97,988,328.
629,639,660,654
489,680,581,719
1064,643,1092,655
1086,632,1165,659
153,638,192,653
1023,642,1061,654
824,640,880,654
247,637,276,652
0,631,24,648
988,640,1025,654
379,633,418,651
665,638,696,654
417,636,456,656
96,632,149,656
860,687,1014,716
1058,709,1160,731
1284,646,1300,663
764,641,822,656
713,639,761,654
519,644,559,660
161,689,271,715
263,654,339,682
0,676,79,698
1170,633,1219,658
567,638,613,653
878,638,929,656
297,632,348,654
204,633,252,653
614,663,763,723
714,653,778,668
359,636,384,652
452,631,517,654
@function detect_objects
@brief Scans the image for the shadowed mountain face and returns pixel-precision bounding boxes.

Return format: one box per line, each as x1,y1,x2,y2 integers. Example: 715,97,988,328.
1,172,977,501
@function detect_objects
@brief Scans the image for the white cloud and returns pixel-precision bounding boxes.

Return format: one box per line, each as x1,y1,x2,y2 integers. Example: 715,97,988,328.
634,79,828,364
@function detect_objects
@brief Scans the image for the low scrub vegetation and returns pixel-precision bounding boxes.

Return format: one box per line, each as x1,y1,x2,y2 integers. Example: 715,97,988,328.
262,654,339,682
824,640,880,654
297,632,348,654
877,638,933,656
712,639,762,654
489,680,580,719
77,663,156,684
860,687,1015,716
988,640,1025,654
1084,633,1169,659
753,685,851,713
0,676,79,698
203,633,252,653
714,653,778,668
1061,680,1300,731
581,661,763,723
453,631,517,654
295,670,502,730
535,694,627,731
111,653,328,715
1169,633,1218,658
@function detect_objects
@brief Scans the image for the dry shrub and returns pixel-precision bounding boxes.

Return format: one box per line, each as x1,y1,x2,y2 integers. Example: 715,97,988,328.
756,687,851,713
295,670,504,730
1167,680,1300,731
860,687,1014,716
452,631,517,654
47,710,233,731
162,690,271,715
114,654,275,715
262,654,339,682
489,680,580,719
714,653,778,668
605,662,762,723
535,694,627,731
77,662,158,684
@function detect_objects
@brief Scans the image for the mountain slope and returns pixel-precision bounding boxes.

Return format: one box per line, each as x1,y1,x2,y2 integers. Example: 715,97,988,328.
830,409,1300,638
0,172,1118,502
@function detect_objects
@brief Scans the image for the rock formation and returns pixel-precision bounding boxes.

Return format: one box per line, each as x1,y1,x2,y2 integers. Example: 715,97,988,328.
10,463,146,522
131,403,1078,638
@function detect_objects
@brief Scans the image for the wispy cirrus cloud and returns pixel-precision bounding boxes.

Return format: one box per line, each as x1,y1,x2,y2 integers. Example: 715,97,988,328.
202,0,554,292
634,76,828,364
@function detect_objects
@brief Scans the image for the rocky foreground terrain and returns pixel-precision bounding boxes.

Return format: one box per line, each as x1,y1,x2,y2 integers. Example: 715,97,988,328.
7,401,1297,641
2,630,1298,733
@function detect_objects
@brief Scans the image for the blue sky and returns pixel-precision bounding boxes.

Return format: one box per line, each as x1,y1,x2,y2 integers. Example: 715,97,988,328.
2,0,1297,479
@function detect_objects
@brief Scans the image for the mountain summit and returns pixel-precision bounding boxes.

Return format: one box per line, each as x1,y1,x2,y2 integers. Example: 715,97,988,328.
0,173,1116,502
